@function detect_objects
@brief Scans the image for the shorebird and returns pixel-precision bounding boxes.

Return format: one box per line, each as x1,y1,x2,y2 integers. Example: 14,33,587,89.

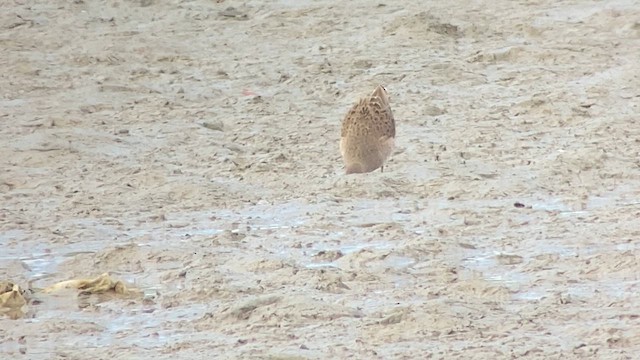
340,85,395,174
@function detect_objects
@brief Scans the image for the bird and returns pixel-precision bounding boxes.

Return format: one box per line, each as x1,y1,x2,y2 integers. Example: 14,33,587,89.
340,85,395,174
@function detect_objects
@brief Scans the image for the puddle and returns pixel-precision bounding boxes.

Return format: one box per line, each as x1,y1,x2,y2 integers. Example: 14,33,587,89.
456,185,640,301
0,198,326,347
2,185,639,352
306,241,396,269
159,199,314,238
1,235,113,283
20,302,214,351
463,231,640,302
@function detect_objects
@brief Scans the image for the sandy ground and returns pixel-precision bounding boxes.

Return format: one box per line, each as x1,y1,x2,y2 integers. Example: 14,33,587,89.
1,0,640,358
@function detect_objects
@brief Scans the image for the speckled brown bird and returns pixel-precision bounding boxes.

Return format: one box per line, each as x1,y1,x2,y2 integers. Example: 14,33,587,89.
340,85,395,174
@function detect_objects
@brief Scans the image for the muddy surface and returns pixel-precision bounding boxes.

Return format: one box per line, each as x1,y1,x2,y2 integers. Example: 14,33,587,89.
1,0,640,358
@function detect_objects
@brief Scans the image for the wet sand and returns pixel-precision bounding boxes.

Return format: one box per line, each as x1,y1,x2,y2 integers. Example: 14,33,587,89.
1,0,640,358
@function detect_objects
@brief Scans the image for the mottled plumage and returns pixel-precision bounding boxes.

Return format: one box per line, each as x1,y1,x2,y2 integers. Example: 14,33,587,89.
340,85,395,174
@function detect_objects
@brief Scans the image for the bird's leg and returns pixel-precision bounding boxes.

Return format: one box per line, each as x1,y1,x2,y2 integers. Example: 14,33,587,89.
380,166,384,173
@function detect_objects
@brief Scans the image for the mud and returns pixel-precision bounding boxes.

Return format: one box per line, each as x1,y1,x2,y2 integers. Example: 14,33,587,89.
1,0,640,358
